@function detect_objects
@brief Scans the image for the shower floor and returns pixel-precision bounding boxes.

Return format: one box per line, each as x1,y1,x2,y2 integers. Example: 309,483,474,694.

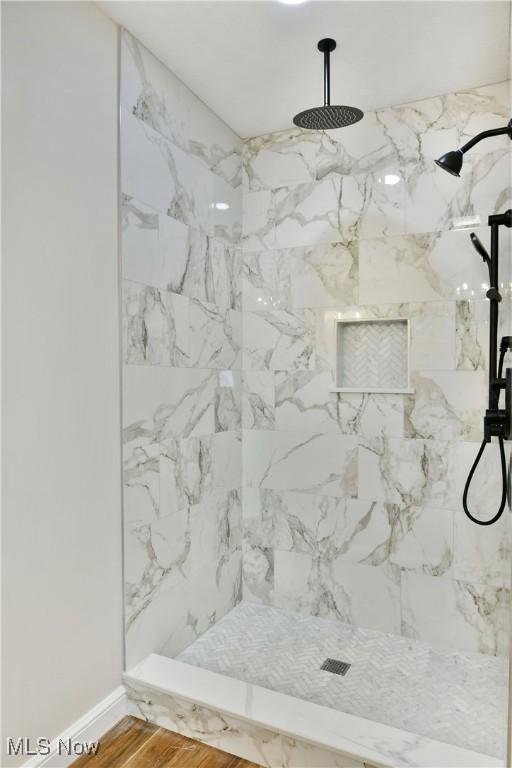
175,602,508,759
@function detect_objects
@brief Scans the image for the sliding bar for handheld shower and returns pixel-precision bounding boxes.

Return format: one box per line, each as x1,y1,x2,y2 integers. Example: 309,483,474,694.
462,210,512,526
436,124,512,526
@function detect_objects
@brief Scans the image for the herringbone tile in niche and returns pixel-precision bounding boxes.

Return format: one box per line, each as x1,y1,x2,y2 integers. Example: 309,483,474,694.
338,320,408,389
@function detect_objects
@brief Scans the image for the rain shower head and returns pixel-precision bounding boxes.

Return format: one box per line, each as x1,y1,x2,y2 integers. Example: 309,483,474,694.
293,39,364,130
435,119,512,176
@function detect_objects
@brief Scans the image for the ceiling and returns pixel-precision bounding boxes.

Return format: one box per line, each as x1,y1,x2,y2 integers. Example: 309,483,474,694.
99,1,511,138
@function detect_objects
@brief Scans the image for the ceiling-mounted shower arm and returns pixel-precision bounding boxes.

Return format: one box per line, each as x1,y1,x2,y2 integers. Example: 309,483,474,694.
435,119,512,176
318,38,336,107
293,39,363,130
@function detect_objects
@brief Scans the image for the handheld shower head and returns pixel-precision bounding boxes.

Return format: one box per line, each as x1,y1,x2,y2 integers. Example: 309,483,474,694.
470,232,490,264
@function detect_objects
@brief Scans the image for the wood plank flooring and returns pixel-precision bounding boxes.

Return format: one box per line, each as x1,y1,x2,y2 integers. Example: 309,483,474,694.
70,716,261,768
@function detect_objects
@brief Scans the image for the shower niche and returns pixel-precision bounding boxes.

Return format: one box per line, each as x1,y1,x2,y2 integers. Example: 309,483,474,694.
334,317,413,393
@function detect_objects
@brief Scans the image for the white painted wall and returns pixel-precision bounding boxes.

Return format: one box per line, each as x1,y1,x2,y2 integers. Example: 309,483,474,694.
1,3,123,764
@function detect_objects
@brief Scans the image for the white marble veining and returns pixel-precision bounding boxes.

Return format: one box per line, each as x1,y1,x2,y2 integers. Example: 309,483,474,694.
243,430,358,497
405,370,486,442
243,309,316,371
401,571,510,656
121,23,511,711
121,30,242,188
121,31,244,668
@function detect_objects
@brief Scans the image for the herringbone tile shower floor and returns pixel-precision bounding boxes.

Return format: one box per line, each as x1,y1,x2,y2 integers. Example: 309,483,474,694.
175,602,508,759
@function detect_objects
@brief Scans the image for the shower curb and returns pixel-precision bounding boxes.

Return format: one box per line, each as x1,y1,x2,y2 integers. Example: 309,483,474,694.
124,653,503,768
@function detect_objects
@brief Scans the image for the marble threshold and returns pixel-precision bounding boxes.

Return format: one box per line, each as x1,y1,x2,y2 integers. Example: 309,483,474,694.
123,654,502,768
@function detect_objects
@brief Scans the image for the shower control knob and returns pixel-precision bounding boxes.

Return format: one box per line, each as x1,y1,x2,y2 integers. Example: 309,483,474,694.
486,287,502,302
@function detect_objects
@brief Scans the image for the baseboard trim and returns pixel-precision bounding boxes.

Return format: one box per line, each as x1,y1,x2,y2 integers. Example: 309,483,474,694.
23,686,129,768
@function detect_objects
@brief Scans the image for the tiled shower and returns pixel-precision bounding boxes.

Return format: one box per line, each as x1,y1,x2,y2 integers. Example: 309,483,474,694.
121,27,512,767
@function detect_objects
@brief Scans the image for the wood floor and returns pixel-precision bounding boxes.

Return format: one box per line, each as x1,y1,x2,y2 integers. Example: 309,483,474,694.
70,716,261,768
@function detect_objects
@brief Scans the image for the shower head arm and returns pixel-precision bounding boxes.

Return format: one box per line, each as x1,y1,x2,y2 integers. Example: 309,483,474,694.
458,119,512,156
318,38,336,107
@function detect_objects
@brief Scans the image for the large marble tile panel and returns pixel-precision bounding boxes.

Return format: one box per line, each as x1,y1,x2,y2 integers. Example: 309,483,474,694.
455,299,507,371
376,97,458,169
336,393,405,439
159,434,214,512
361,437,504,518
211,173,242,245
243,128,319,191
159,227,241,308
188,488,242,574
242,488,275,605
122,108,221,237
454,511,512,588
203,238,241,310
123,281,190,366
242,540,274,606
359,229,490,305
408,301,456,371
123,364,217,441
340,169,406,240
121,107,179,215
243,487,275,549
121,31,242,188
242,189,275,251
189,299,242,369
211,430,242,490
127,549,242,666
358,437,455,508
316,111,397,176
244,430,357,497
272,177,344,249
405,370,486,442
123,440,160,528
291,241,359,308
125,508,192,641
274,370,339,433
243,308,316,371
215,370,241,432
387,506,453,576
241,247,293,311
242,371,276,429
401,571,510,656
160,551,242,660
122,195,161,287
272,493,451,577
273,550,401,634
123,367,219,525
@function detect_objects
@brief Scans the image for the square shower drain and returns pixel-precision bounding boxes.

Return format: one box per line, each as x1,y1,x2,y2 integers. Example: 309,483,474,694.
320,658,351,676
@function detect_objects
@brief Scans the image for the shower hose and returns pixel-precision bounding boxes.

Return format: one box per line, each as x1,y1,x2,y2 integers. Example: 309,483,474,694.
462,347,507,526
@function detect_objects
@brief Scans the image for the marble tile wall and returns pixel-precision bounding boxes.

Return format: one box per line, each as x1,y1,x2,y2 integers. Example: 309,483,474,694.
241,81,512,656
121,28,512,663
120,30,243,667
